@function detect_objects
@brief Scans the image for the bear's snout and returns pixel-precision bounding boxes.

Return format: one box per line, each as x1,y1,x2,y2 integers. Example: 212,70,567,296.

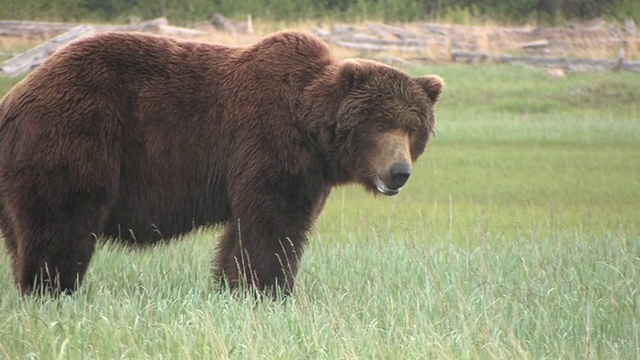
389,163,411,189
372,130,413,196
374,162,411,196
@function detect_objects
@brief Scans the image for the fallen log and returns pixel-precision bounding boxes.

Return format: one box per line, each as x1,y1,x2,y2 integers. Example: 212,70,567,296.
209,13,253,34
0,17,203,38
365,22,420,40
210,13,234,33
333,41,423,53
451,51,640,72
94,17,168,33
157,25,204,37
333,34,423,47
0,18,204,76
519,39,549,49
418,23,450,36
0,20,76,38
1,25,95,76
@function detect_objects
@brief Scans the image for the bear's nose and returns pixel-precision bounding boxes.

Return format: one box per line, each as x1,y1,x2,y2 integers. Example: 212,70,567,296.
389,164,411,189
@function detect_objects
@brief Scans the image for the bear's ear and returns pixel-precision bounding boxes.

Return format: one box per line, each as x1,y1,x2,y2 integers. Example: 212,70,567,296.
416,75,444,103
338,59,365,92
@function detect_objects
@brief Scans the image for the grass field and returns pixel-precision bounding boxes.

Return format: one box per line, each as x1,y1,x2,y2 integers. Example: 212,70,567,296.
0,63,639,359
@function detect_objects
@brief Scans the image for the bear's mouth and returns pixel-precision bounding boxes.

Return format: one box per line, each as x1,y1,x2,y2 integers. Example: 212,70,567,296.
374,177,401,196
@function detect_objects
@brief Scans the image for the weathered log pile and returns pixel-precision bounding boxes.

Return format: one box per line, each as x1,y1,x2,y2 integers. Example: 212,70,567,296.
2,16,639,76
0,20,77,39
312,19,640,72
210,13,253,34
0,18,204,76
1,25,95,76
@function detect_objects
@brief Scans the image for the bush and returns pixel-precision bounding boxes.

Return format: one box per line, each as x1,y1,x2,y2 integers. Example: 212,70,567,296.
1,0,638,25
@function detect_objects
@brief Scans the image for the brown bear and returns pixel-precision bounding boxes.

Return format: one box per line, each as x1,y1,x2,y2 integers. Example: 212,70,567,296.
0,31,443,297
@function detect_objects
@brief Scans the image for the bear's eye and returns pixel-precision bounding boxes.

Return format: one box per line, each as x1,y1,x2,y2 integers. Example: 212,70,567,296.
408,127,417,136
376,124,386,132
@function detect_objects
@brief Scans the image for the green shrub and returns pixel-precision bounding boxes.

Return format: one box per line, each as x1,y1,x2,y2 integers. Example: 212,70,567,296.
0,0,638,27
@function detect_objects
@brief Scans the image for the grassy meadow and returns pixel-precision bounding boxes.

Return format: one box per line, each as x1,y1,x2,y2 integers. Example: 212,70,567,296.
0,62,639,359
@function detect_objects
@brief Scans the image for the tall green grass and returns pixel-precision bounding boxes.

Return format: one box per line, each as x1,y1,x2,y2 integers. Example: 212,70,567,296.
0,64,639,358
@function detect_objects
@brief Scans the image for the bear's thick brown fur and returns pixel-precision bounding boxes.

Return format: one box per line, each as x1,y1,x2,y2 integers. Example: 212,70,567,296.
0,31,443,297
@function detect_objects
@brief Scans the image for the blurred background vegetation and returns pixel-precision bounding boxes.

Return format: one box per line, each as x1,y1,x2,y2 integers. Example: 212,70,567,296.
1,0,639,25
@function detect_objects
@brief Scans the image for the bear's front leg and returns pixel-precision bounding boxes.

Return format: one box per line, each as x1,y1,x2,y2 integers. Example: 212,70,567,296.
214,222,303,297
213,172,327,298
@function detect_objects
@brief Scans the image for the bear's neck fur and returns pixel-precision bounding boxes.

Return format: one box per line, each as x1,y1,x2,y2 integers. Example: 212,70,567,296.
298,64,356,186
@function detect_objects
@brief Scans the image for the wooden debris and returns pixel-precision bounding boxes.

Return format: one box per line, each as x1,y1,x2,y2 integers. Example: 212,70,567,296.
2,17,639,75
519,39,549,49
0,18,204,76
365,22,420,41
95,17,172,33
315,20,640,72
0,17,190,39
210,13,234,33
1,25,95,76
333,41,422,53
451,51,640,72
209,13,253,34
0,20,76,38
158,25,204,37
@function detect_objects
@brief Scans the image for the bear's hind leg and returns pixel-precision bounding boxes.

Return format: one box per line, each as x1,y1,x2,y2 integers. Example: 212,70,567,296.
16,228,97,296
12,188,113,296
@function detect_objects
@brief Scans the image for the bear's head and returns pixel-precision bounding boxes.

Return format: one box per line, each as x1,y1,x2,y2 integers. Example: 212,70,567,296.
318,59,443,196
